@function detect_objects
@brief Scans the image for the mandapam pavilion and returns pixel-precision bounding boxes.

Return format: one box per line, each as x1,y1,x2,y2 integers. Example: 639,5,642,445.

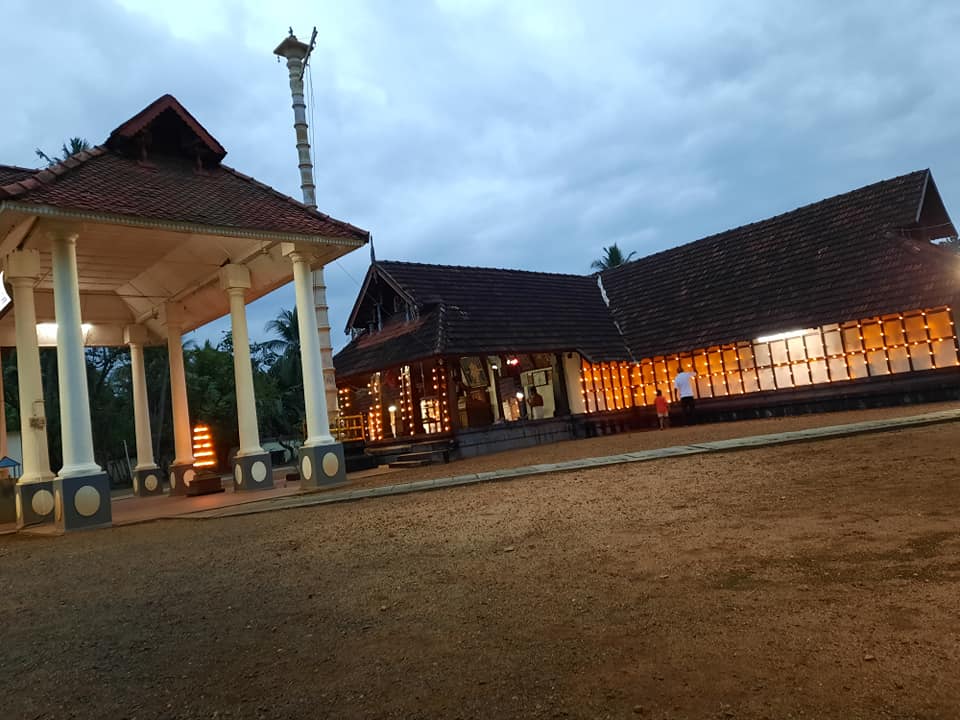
0,94,368,531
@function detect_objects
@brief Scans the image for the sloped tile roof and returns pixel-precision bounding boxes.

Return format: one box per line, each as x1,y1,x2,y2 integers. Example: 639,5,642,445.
334,261,631,377
334,169,960,377
0,164,37,185
0,95,369,242
334,311,445,378
601,169,960,358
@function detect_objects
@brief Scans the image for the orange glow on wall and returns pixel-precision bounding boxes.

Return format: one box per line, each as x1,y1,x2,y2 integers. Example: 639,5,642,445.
580,306,959,412
192,424,217,469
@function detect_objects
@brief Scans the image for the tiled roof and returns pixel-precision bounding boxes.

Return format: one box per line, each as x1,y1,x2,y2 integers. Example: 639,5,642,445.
334,312,445,378
334,169,960,376
601,169,960,358
334,262,630,377
108,94,226,160
0,96,369,242
0,164,37,185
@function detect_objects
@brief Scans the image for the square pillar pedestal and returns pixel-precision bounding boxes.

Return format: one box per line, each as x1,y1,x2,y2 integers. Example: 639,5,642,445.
132,467,164,497
232,452,273,492
52,473,112,532
14,480,56,529
298,443,347,489
168,464,195,496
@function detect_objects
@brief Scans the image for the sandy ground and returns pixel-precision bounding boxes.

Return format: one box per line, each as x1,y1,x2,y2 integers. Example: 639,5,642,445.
1,419,959,719
349,400,960,489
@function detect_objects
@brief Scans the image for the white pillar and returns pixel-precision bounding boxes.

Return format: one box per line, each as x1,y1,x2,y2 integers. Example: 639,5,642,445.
312,268,339,418
5,250,54,483
124,326,157,470
50,235,100,478
289,250,335,446
220,264,263,456
166,322,194,466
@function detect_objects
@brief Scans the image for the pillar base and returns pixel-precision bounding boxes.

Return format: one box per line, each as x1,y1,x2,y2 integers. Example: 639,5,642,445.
15,479,56,529
53,473,112,532
132,466,164,497
232,452,273,492
298,443,347,489
168,463,195,496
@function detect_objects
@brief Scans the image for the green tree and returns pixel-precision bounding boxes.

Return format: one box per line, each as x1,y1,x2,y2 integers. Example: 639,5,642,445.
590,243,636,271
185,338,238,469
35,137,92,166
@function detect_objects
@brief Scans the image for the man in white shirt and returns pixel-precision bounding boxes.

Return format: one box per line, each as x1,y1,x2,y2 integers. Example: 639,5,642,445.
673,365,697,424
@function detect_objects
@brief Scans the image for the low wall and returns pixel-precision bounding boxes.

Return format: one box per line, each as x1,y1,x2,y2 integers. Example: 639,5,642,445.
454,417,576,459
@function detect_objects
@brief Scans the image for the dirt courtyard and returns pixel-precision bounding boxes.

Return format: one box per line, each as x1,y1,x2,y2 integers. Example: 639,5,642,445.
2,421,959,719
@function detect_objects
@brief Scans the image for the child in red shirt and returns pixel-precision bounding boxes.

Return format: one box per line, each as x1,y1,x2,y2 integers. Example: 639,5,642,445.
654,389,669,430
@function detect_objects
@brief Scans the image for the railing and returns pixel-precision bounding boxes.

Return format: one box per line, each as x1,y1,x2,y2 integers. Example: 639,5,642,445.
331,414,366,442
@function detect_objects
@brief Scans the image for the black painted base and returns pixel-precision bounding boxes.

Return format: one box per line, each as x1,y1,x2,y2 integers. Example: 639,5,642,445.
53,473,112,532
232,452,273,492
298,443,347,489
132,466,163,497
168,464,195,496
14,479,56,529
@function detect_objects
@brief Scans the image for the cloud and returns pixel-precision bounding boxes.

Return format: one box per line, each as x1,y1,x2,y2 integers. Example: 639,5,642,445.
3,0,960,352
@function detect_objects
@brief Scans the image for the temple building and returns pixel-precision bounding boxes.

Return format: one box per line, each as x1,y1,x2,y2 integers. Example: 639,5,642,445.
334,170,960,454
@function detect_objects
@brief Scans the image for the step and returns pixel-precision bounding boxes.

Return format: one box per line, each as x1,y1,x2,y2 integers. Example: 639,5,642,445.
388,459,433,469
397,450,450,462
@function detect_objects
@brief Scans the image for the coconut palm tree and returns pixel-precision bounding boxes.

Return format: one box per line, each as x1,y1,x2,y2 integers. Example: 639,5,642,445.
34,137,91,166
590,243,636,271
263,308,300,358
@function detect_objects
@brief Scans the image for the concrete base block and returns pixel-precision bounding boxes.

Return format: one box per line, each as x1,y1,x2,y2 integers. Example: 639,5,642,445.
186,471,224,496
132,466,164,497
232,452,273,492
14,479,56,529
298,443,347,489
53,473,112,532
168,464,195,496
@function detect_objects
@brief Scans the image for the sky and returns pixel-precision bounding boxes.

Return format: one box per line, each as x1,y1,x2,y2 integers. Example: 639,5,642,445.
3,0,960,352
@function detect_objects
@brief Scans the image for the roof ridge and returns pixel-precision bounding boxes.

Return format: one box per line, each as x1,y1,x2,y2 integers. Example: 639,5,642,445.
0,163,38,173
0,146,107,199
601,168,930,278
376,259,589,279
219,164,369,240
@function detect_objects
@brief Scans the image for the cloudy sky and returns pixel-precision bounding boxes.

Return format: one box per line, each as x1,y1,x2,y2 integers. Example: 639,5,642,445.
3,0,959,351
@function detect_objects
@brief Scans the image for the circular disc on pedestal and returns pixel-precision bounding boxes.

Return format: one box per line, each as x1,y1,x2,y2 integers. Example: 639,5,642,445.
144,474,159,492
301,455,313,481
322,452,340,478
74,486,101,517
251,461,267,484
31,489,55,517
234,465,243,485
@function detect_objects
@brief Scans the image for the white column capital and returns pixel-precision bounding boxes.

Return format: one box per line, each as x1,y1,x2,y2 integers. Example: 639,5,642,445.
280,242,317,265
4,248,42,281
44,228,79,244
123,324,149,346
219,263,251,291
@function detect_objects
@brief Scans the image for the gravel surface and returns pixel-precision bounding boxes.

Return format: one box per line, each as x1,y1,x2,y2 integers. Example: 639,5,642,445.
1,418,959,719
350,400,960,489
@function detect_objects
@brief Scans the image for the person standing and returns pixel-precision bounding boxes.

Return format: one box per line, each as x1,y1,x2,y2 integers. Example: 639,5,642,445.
673,364,698,425
527,386,545,419
654,389,669,430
